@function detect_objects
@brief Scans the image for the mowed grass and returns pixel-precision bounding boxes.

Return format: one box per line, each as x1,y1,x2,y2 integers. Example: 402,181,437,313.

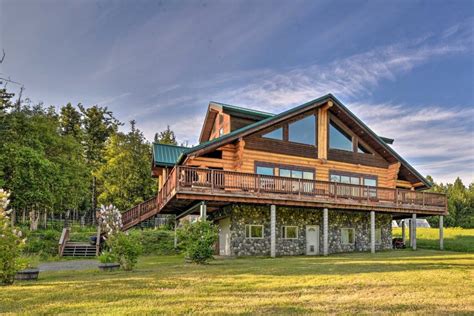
1,250,473,315
393,227,474,252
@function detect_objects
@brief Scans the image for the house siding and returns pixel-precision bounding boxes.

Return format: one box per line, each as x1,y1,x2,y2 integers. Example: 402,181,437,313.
209,204,392,256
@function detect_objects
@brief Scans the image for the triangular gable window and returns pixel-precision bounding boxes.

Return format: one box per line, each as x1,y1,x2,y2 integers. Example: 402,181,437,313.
329,121,352,151
262,128,283,140
288,115,316,145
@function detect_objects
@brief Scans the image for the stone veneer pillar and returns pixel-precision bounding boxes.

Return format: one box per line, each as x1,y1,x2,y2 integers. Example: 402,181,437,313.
370,211,375,254
323,208,328,256
270,205,276,258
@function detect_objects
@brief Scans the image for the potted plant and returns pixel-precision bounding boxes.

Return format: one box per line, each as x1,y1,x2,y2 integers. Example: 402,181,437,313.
98,251,119,272
15,259,39,281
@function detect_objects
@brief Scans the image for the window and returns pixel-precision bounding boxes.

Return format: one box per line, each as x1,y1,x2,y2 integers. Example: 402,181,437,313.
375,228,382,244
282,226,298,239
341,228,355,245
245,225,264,239
262,128,283,140
279,168,314,180
288,115,316,145
330,121,353,151
256,166,274,176
331,172,377,187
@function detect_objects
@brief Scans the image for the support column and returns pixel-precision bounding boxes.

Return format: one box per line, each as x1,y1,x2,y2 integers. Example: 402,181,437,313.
439,215,444,250
199,201,207,221
270,205,276,258
174,220,178,248
370,211,375,254
323,208,329,256
412,213,417,250
401,219,406,244
409,219,413,247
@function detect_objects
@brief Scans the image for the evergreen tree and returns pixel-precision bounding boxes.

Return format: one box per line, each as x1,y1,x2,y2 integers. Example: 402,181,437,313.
154,125,177,145
95,121,156,211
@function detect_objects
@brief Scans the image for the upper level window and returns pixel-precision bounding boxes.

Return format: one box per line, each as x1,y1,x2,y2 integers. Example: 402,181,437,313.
279,168,314,180
262,127,283,140
256,165,274,176
330,172,377,187
289,115,316,145
330,121,352,151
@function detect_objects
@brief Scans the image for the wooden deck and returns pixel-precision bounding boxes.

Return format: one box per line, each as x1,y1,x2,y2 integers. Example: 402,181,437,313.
122,166,447,230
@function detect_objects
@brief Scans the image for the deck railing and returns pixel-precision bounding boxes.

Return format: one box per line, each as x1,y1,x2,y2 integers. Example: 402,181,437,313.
121,166,446,229
175,166,446,209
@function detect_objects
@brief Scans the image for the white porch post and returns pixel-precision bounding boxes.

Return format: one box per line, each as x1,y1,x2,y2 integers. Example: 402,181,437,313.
412,213,417,250
370,211,375,254
409,219,413,247
401,219,406,244
323,208,329,256
439,215,444,250
199,201,207,221
270,205,276,258
174,220,178,248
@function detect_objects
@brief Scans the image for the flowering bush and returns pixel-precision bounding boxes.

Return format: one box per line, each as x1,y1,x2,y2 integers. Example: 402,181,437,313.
98,204,123,238
177,220,218,264
0,189,27,285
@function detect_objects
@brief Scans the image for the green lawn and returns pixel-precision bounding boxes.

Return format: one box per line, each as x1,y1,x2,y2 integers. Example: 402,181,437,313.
1,250,473,314
393,227,474,252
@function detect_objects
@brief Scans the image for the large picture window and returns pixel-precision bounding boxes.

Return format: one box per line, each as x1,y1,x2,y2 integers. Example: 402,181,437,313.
329,121,353,151
256,165,274,176
288,115,316,145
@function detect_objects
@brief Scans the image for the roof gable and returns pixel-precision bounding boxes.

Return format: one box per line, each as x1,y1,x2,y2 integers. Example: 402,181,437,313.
179,94,429,188
152,143,188,167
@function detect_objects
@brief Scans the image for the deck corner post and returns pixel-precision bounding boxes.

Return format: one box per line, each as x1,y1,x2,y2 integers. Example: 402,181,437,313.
323,208,329,256
370,211,375,254
270,204,276,258
174,219,178,249
401,219,406,244
439,215,444,250
412,213,417,250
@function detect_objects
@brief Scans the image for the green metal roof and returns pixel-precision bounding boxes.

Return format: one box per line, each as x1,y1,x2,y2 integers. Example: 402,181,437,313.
212,101,275,119
153,143,189,167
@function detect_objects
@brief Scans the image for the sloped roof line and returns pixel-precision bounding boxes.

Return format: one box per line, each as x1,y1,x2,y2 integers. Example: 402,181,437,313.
152,143,189,167
210,101,275,118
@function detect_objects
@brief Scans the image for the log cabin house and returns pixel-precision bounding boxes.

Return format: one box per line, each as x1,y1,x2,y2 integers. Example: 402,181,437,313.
121,94,447,256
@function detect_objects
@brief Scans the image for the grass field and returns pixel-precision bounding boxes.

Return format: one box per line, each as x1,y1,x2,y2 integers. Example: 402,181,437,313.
1,250,473,314
393,227,474,252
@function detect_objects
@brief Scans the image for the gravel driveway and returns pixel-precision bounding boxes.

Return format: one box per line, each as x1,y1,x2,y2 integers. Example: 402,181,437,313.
39,259,98,272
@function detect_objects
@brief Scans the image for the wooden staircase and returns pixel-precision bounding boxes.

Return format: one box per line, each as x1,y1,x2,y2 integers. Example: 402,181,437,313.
58,227,98,257
121,196,159,231
62,242,97,257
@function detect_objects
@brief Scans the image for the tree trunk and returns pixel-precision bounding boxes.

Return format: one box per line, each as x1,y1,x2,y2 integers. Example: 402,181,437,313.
43,209,47,229
22,209,26,223
11,209,16,227
29,209,40,231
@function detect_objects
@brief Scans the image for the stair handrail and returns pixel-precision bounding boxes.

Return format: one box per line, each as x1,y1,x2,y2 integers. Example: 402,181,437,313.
58,227,70,256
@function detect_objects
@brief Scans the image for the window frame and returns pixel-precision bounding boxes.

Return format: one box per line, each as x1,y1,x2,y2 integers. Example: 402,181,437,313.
329,170,378,187
262,127,284,141
245,224,264,239
341,228,355,245
288,114,317,146
282,225,299,239
328,116,375,155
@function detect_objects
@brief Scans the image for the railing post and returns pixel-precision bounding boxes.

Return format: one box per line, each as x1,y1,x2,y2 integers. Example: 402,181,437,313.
298,179,301,199
334,182,338,200
422,192,425,207
395,189,399,205
257,174,261,194
367,186,370,203
211,169,214,193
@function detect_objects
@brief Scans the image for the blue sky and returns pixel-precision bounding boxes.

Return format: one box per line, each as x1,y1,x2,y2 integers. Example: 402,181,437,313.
1,0,473,184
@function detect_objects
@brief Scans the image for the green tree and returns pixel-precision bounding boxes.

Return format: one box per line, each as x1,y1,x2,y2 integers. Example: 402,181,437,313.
95,121,156,211
154,125,177,145
59,103,82,139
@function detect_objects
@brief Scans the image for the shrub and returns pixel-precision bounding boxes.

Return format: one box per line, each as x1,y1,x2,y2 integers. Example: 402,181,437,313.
0,189,27,285
129,229,176,255
177,220,218,264
98,250,115,264
107,232,142,271
24,229,61,259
